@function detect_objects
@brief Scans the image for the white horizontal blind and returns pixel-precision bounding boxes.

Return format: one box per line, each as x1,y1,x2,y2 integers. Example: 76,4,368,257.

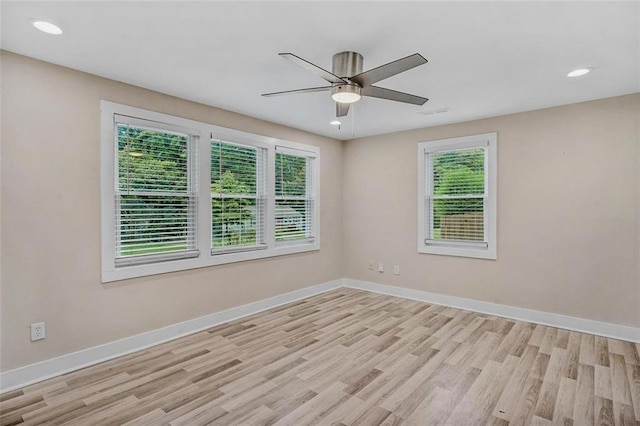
115,121,199,266
275,148,315,243
211,140,266,254
426,146,487,246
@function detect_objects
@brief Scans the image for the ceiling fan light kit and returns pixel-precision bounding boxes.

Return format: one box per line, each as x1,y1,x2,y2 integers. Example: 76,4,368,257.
331,84,361,104
262,50,428,118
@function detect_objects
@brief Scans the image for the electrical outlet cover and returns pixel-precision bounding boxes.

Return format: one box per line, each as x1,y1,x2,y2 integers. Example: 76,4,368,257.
30,322,45,341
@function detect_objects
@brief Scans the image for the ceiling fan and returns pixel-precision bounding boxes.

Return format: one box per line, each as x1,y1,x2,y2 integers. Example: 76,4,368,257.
262,51,429,117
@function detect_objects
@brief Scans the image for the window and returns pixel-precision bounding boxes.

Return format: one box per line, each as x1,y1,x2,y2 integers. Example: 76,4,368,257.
275,147,316,244
114,116,199,266
418,133,497,259
211,140,266,254
101,102,319,282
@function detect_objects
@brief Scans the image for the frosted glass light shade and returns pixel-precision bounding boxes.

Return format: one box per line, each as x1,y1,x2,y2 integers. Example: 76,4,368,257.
331,84,361,104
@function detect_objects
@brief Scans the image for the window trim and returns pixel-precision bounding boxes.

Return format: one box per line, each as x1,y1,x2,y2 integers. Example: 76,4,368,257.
417,132,497,260
209,138,269,255
101,101,320,283
274,146,318,247
113,114,200,266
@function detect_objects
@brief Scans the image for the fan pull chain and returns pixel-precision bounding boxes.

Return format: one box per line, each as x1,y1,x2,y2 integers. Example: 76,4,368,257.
351,103,356,138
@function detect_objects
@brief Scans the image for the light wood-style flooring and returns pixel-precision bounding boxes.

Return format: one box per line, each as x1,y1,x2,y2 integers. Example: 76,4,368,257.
1,288,639,425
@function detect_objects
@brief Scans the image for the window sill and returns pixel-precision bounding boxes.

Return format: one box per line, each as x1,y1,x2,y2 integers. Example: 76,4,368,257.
209,242,319,266
418,244,496,260
102,243,320,283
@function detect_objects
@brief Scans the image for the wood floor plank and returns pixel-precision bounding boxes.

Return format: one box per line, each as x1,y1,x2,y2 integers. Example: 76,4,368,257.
596,336,612,367
121,407,167,426
595,365,614,400
580,333,596,366
529,324,547,347
380,341,459,415
271,381,348,426
540,327,558,355
406,385,453,425
1,288,638,425
507,375,543,426
610,353,633,407
594,395,615,426
552,376,577,424
626,362,640,421
574,363,595,426
493,343,539,421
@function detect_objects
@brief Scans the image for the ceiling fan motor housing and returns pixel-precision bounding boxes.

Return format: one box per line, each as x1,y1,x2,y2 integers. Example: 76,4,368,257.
332,51,363,79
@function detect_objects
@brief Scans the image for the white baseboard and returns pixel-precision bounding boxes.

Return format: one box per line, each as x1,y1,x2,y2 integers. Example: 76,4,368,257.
0,279,344,394
3,277,638,394
344,279,640,343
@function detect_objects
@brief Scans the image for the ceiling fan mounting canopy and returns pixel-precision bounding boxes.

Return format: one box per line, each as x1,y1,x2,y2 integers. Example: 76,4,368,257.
262,50,429,118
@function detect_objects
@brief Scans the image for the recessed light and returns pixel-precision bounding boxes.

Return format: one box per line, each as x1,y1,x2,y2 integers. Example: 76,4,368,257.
32,20,63,35
330,120,342,126
567,68,591,78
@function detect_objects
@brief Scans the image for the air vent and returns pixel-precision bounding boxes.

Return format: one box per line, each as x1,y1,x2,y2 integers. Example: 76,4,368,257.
420,107,452,115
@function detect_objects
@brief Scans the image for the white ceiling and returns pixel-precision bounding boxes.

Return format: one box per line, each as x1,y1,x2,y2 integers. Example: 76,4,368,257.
2,1,639,139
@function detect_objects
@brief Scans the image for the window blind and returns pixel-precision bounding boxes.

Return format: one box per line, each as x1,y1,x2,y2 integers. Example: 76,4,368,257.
211,140,266,254
115,122,199,266
275,148,315,243
102,102,322,282
426,146,487,245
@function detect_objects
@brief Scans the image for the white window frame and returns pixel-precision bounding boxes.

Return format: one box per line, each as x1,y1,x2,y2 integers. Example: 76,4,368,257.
417,132,497,259
113,115,200,266
210,137,269,255
101,101,320,282
274,146,318,248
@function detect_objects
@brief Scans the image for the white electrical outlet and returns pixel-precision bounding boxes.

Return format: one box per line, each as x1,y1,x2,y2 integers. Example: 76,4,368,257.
378,262,384,273
31,322,46,341
394,265,400,275
368,260,374,270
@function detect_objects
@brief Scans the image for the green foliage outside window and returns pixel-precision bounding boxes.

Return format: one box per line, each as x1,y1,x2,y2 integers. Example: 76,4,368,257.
276,153,308,240
211,142,259,248
117,130,313,255
118,126,188,192
432,148,485,240
117,126,191,256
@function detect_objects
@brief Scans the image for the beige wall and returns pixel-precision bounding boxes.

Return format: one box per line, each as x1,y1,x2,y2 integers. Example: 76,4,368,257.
2,50,639,373
0,52,344,371
343,94,640,328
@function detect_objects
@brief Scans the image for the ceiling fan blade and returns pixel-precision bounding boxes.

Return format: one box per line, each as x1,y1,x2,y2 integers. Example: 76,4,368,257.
279,53,347,84
336,102,350,117
361,85,428,105
261,86,331,97
350,53,427,87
